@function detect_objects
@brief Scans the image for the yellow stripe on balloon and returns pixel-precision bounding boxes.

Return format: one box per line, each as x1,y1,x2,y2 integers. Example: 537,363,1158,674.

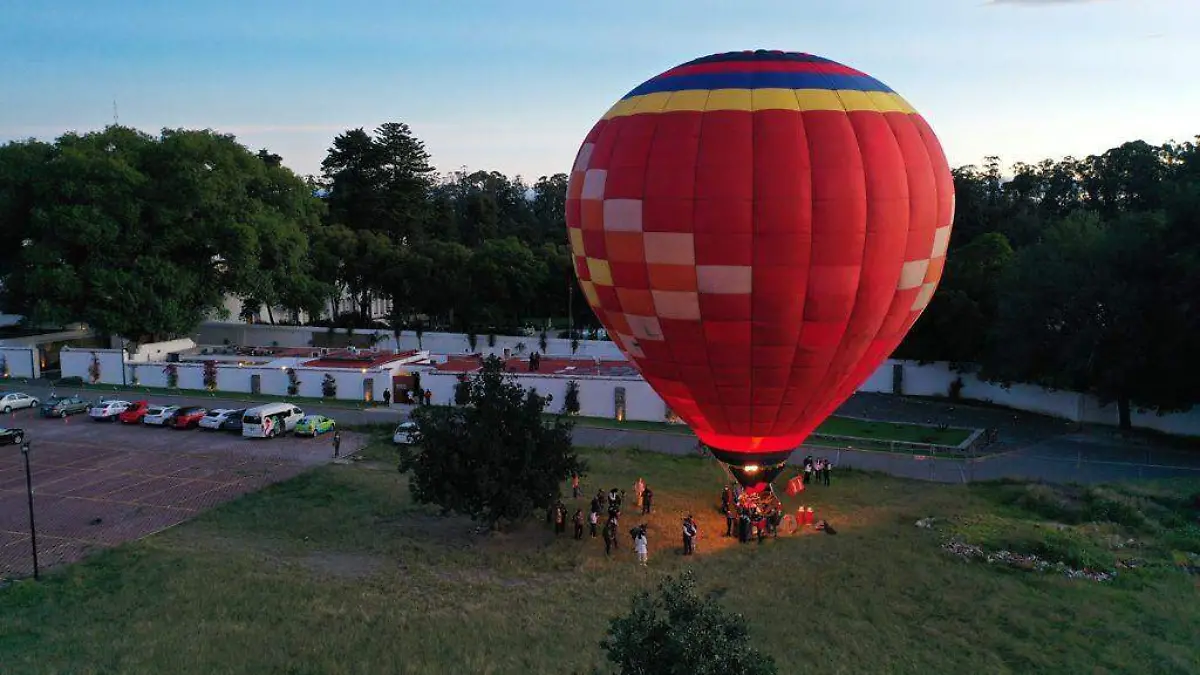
602,89,916,119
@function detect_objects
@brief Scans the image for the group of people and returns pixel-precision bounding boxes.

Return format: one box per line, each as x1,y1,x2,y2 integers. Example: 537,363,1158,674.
553,478,656,563
802,455,832,486
721,483,785,544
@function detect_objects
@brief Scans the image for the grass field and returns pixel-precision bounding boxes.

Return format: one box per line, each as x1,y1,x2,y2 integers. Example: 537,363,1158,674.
565,414,974,447
2,442,1197,675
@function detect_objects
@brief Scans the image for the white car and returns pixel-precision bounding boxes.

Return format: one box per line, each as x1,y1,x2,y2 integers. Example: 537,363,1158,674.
393,421,418,445
89,399,131,421
198,408,239,430
0,392,39,414
142,405,180,426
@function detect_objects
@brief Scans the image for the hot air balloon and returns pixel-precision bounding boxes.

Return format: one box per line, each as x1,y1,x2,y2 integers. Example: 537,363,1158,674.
565,50,954,491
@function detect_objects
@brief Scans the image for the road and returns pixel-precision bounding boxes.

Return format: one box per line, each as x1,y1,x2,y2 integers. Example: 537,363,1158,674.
8,381,1198,485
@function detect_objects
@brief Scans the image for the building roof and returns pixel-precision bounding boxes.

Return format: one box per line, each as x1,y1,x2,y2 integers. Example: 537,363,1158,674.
301,349,422,370
434,355,641,378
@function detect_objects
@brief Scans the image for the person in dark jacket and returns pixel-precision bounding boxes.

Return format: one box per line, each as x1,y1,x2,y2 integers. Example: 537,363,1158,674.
573,509,584,540
642,487,653,514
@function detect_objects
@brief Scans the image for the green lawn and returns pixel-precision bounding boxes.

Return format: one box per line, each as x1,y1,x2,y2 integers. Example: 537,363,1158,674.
563,414,973,447
3,442,1198,674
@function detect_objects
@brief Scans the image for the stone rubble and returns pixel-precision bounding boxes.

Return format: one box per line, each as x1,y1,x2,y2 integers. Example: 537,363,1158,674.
941,541,1115,582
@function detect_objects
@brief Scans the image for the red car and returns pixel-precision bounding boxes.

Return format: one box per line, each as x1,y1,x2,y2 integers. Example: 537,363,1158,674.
171,406,208,429
118,401,151,424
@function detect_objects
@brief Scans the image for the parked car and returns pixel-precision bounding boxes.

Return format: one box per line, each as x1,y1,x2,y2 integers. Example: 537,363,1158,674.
295,414,336,437
142,405,181,426
0,427,25,445
198,408,239,430
393,421,418,445
219,409,246,432
171,406,208,429
118,401,151,424
89,399,131,421
241,403,305,439
39,395,90,418
0,392,39,414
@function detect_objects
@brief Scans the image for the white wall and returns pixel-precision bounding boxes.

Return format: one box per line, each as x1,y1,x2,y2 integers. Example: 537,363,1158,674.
863,359,1200,437
0,346,39,378
420,369,669,422
192,322,625,359
62,350,393,402
61,348,127,385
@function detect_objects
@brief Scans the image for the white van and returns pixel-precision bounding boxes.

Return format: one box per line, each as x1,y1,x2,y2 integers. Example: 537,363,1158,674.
242,403,305,439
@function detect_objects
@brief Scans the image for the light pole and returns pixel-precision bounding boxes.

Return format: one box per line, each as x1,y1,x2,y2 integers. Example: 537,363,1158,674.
20,440,39,580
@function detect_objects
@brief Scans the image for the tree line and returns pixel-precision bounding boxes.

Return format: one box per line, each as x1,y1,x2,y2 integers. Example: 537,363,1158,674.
1,124,1197,424
0,123,582,344
899,140,1200,426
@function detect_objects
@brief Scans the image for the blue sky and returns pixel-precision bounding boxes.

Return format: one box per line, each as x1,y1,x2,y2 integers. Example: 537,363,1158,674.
2,0,1196,180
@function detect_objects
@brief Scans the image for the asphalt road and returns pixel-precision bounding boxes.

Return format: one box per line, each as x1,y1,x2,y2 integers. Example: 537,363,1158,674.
8,381,1197,485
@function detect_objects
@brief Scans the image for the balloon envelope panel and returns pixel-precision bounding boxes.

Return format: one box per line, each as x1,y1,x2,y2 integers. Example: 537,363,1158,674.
566,50,953,466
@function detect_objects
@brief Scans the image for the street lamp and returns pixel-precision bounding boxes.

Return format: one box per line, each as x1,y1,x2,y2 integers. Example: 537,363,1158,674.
20,440,39,580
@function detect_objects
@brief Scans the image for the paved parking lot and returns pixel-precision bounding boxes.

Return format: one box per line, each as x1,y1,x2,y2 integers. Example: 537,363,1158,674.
0,408,365,578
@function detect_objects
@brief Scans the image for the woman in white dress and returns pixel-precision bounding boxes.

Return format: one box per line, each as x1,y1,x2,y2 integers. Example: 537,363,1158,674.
634,527,648,566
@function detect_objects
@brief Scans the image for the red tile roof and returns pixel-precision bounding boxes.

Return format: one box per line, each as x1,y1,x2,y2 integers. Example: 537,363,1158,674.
302,349,422,369
434,356,640,378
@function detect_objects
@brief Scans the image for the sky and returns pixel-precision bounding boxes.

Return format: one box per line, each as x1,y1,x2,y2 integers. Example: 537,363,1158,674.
2,0,1198,180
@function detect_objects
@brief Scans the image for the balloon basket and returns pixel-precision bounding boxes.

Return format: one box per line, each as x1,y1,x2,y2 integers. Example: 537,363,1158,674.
723,460,788,492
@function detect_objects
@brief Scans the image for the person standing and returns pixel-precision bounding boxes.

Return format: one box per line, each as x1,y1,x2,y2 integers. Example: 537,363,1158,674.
604,517,618,555
383,388,392,406
822,458,832,486
683,516,698,555
332,430,342,458
571,473,581,499
725,505,736,537
589,509,599,538
642,487,653,514
573,509,585,540
721,485,732,513
633,526,648,566
554,502,567,535
634,477,646,508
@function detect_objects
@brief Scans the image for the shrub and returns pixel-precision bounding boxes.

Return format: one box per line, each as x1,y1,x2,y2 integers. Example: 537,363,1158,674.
202,360,218,391
163,364,179,389
286,368,300,397
602,571,777,675
321,373,337,398
563,380,581,416
88,352,102,384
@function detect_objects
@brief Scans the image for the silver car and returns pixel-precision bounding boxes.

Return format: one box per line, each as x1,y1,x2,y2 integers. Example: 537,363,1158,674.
0,392,39,414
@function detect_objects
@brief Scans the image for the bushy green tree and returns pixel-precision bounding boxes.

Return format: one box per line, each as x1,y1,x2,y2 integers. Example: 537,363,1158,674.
602,571,777,675
401,355,584,529
0,126,324,342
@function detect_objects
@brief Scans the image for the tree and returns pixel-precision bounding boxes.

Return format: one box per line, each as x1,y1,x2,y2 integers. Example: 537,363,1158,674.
0,126,323,342
320,123,435,243
399,355,583,529
979,210,1195,427
469,237,547,330
601,571,777,675
563,379,580,415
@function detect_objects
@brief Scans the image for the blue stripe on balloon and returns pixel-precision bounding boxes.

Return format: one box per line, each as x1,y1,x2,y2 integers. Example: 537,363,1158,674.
624,71,892,98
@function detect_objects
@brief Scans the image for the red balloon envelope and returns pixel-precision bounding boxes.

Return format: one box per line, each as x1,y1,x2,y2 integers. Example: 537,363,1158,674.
566,50,954,486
